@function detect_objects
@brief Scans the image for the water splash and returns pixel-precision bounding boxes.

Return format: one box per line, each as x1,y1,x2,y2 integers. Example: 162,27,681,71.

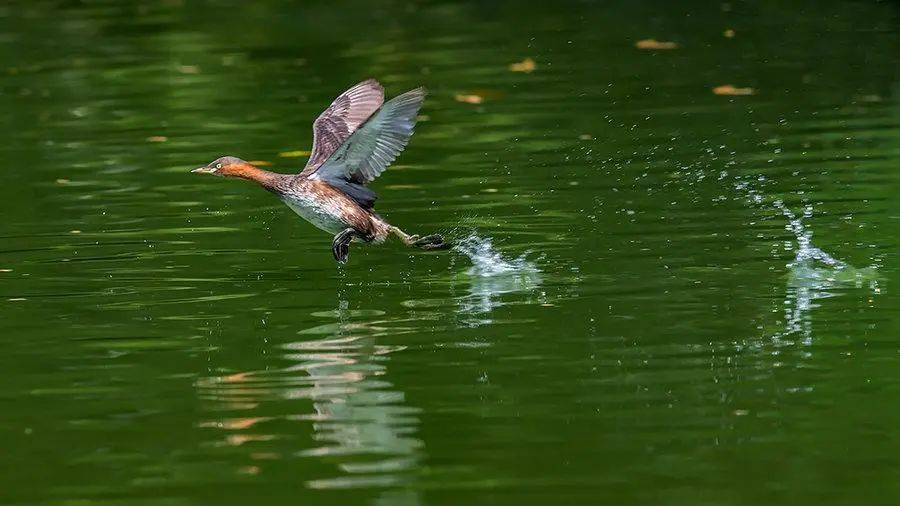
451,233,543,320
772,200,847,270
453,233,537,277
732,178,879,344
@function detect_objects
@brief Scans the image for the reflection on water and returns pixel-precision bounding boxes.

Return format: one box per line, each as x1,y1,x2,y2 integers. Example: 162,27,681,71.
1,0,897,503
284,329,421,491
197,302,422,500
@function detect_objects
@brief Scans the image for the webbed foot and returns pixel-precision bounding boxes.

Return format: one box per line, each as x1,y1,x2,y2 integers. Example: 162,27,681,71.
332,228,355,264
412,234,450,250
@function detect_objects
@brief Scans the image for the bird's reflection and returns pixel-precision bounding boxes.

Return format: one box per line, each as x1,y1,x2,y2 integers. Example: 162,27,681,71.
282,319,422,490
197,299,422,502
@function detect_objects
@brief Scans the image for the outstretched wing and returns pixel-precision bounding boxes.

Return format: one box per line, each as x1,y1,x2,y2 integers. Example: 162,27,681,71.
299,79,384,176
308,87,426,185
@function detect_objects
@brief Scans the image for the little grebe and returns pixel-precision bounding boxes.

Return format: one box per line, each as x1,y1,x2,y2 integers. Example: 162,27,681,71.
192,79,446,263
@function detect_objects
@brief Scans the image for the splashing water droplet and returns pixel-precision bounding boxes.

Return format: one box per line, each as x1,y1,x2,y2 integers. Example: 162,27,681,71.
452,233,537,277
731,177,879,344
450,233,543,320
772,200,847,270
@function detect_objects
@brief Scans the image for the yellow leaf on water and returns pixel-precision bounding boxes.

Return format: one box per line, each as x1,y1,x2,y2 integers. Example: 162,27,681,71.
455,94,484,104
278,150,311,158
223,372,250,383
248,160,273,166
146,135,168,142
712,84,756,96
509,57,536,73
222,417,268,430
635,39,679,50
724,29,736,38
56,178,70,185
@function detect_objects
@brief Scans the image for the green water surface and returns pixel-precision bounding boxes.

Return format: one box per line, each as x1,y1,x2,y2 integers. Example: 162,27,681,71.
1,1,898,504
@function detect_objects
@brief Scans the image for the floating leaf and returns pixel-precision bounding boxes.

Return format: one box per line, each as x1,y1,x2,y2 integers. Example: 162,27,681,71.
635,39,679,50
455,94,484,104
178,65,200,74
723,29,736,38
278,150,311,158
578,134,593,140
56,178,70,185
146,135,168,142
712,84,756,96
509,57,536,73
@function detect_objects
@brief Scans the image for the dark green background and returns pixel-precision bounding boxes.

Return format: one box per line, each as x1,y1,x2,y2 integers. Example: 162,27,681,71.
0,1,898,504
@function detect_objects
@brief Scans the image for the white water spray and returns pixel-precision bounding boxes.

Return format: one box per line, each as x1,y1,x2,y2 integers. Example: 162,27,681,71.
733,176,879,343
452,234,537,277
450,233,542,319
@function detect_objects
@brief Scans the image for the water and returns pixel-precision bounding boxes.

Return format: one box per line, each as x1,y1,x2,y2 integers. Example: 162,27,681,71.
2,1,899,504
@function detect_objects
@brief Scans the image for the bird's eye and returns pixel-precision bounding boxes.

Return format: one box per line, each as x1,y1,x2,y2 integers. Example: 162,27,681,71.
215,163,222,169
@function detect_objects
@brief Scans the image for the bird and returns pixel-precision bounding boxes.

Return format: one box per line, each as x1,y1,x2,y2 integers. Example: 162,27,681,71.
191,79,447,263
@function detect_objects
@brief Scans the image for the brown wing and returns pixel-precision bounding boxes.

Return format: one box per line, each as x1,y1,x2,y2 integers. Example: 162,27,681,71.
298,79,384,176
309,87,425,186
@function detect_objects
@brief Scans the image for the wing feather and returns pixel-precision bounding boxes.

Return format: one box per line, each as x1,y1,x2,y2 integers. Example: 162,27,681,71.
299,79,384,176
309,87,425,186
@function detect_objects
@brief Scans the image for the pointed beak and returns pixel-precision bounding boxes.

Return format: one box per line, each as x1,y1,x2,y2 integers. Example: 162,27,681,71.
191,166,215,174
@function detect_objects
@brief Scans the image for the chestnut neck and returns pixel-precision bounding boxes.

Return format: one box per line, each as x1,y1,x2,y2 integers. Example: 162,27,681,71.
227,164,284,190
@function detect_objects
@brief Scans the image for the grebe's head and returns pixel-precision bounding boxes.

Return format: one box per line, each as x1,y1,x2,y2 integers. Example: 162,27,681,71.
191,156,255,178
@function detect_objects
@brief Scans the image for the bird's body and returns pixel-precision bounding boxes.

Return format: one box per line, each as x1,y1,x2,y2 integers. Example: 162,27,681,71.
192,79,445,262
277,178,392,241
